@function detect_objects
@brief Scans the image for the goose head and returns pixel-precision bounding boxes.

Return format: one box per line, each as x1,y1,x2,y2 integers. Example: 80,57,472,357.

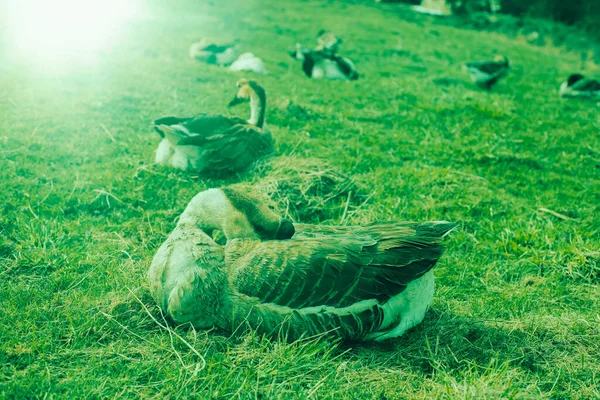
178,188,294,242
493,54,510,67
566,73,585,87
228,79,267,128
316,30,342,53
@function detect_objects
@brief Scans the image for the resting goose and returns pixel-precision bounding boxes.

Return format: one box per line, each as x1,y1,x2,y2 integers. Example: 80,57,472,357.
189,40,239,66
153,79,273,174
289,44,359,81
559,74,600,98
464,55,510,90
148,187,456,342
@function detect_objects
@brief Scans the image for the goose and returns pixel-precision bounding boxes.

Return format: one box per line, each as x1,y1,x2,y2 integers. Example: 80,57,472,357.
148,187,456,342
189,40,239,66
289,44,359,81
230,52,267,74
153,79,272,174
464,55,510,90
559,73,600,98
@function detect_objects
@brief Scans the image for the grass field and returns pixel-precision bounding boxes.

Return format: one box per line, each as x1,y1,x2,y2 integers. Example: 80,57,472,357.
1,0,599,398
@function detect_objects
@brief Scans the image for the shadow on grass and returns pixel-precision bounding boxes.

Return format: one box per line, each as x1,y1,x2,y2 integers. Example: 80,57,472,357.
120,291,556,379
350,308,557,377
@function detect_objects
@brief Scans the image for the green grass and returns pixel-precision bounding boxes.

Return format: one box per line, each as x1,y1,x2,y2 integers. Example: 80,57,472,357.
1,0,600,398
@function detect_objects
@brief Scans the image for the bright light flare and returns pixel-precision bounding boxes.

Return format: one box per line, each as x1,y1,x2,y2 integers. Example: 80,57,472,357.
5,0,141,67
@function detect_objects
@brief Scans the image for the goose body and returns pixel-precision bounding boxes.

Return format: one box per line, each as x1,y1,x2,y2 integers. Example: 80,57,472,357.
148,188,455,341
464,55,510,90
290,46,359,81
559,74,600,98
230,52,267,74
153,79,273,174
189,40,239,65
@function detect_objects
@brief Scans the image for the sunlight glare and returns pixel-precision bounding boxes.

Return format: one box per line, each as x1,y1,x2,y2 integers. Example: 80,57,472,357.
6,0,141,66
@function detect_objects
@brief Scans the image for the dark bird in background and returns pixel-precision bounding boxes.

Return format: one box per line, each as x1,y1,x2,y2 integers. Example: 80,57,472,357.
559,73,600,98
464,55,510,90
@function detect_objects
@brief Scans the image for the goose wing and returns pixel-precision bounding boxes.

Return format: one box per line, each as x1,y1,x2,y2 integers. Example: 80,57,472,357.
181,124,274,173
153,116,194,138
301,52,317,77
225,221,454,340
154,114,246,141
203,43,235,54
572,78,600,92
332,55,359,80
228,221,455,309
465,60,506,75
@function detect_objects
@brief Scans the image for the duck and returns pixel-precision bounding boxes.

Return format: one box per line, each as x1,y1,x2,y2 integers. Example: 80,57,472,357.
189,39,239,66
230,52,267,74
289,44,359,81
559,73,600,98
464,55,510,90
148,187,456,342
153,79,273,174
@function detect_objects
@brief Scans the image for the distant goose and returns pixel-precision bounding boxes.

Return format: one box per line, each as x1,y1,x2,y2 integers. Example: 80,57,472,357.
153,79,272,174
189,40,239,66
148,187,456,342
230,52,267,74
559,74,600,98
464,55,510,90
290,44,359,81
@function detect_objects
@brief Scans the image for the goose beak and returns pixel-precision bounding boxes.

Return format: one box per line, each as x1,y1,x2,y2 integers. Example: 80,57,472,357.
276,218,295,240
228,95,246,107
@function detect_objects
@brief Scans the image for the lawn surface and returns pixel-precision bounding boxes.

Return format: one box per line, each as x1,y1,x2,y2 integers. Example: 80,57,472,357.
1,0,599,398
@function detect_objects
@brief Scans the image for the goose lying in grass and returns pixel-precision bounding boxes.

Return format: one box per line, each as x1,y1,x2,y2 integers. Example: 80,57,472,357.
189,40,239,65
559,74,600,98
464,55,510,90
153,79,272,174
230,52,267,74
148,187,456,342
289,44,359,81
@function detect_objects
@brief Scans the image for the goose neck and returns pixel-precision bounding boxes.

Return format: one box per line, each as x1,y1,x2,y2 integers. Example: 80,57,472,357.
248,84,266,129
